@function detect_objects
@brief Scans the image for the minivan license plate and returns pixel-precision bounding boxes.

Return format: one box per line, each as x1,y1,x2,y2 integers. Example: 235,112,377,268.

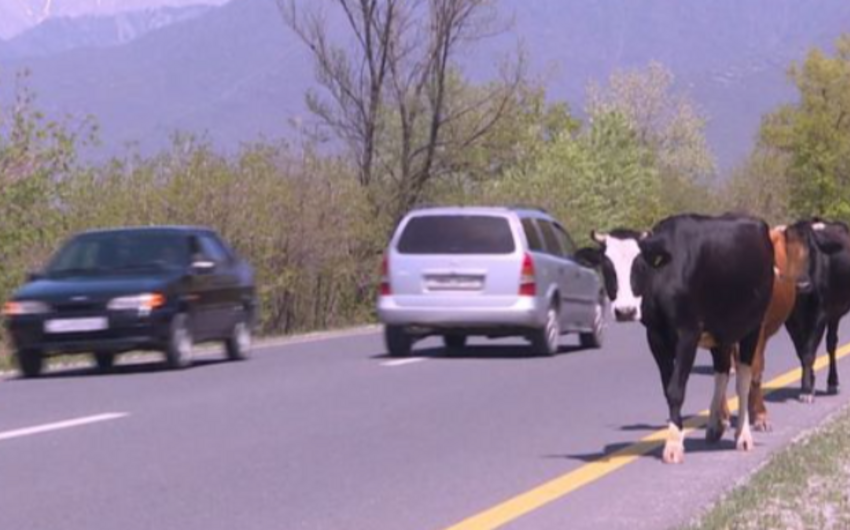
45,318,109,334
425,275,483,291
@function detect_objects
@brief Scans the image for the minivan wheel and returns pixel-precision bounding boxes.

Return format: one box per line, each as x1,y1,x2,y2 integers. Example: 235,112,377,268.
385,325,413,357
164,313,193,369
225,320,252,361
580,298,606,349
531,306,560,356
16,349,44,378
443,334,467,351
94,351,116,372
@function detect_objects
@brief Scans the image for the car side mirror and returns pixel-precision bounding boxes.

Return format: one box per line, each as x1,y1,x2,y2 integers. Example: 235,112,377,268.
191,260,217,274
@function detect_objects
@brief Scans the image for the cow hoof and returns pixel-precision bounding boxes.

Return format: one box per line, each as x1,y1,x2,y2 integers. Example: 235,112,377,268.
799,393,816,404
662,441,685,464
705,425,725,444
753,417,772,432
828,385,840,396
736,431,754,452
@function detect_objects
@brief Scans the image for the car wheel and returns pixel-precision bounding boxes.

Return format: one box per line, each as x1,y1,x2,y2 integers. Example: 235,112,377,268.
164,313,193,369
443,334,467,351
16,349,44,378
531,305,560,356
385,325,413,357
225,320,252,361
580,297,606,349
94,351,116,372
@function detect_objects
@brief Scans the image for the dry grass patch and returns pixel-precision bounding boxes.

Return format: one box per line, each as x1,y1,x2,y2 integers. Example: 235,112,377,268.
683,406,850,530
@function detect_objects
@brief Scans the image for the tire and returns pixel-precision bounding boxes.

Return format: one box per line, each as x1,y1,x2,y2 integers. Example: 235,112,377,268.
531,305,561,356
225,320,252,361
580,297,606,349
443,334,467,351
164,313,193,369
94,352,116,372
16,349,44,378
385,325,413,357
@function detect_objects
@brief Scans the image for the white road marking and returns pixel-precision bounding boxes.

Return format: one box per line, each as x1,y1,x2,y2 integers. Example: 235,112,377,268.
380,358,428,367
0,413,129,442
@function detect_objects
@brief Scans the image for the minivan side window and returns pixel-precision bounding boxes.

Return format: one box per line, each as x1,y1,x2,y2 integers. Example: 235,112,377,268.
538,220,566,258
554,223,577,257
521,218,544,252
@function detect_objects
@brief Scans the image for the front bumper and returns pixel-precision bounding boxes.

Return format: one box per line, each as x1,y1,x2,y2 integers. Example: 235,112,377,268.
5,309,176,356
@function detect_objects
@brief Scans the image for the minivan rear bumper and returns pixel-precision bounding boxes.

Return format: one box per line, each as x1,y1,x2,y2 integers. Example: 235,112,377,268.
377,295,544,329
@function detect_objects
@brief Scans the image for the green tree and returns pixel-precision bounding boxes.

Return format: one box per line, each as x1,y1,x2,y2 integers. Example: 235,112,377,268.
485,110,661,243
587,62,717,214
760,35,850,220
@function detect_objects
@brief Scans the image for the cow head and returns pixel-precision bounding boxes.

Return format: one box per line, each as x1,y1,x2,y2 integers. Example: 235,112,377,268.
773,224,811,291
787,218,849,293
588,229,652,322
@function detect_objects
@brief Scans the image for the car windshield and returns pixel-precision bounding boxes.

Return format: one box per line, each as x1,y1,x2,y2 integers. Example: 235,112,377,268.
46,231,190,276
396,215,516,255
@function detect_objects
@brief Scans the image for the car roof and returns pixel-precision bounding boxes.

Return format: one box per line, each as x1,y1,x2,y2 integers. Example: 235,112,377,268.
75,225,215,237
405,206,552,219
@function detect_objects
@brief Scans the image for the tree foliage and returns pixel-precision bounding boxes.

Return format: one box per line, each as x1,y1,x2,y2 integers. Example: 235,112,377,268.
587,62,717,214
759,35,850,221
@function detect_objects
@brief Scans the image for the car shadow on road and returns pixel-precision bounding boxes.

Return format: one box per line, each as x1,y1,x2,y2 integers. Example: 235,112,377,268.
371,344,591,361
10,358,230,380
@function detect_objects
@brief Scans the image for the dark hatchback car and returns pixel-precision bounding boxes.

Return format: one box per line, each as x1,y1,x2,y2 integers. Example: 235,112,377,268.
3,226,257,378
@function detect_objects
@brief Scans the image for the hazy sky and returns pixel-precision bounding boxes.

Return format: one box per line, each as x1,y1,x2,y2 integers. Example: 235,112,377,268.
0,0,231,38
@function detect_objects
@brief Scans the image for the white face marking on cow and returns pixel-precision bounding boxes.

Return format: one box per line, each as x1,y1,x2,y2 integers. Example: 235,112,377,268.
602,236,643,322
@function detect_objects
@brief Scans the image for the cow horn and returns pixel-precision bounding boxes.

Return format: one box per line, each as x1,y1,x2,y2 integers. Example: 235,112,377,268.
775,224,787,232
813,222,826,231
640,231,651,240
591,230,607,244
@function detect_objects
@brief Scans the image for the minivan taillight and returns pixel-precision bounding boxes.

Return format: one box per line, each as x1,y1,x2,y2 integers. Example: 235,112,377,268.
380,255,391,296
519,253,536,296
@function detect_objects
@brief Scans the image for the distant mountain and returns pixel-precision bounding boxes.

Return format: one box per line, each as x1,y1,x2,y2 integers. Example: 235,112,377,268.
2,0,850,171
0,0,309,160
0,0,229,39
499,0,850,171
6,5,214,57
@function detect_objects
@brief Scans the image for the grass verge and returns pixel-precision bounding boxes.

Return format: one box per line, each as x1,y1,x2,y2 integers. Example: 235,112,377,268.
682,404,850,530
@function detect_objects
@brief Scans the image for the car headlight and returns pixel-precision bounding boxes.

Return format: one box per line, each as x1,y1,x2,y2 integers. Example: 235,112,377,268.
108,293,166,311
3,300,51,316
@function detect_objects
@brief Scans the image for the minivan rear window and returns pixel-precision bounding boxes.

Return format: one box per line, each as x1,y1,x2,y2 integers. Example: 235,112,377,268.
396,215,515,255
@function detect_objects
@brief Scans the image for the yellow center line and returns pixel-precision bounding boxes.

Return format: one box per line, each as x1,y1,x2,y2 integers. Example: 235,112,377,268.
444,342,850,530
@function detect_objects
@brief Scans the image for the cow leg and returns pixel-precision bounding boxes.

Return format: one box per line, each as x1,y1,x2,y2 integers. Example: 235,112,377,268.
786,308,827,403
706,346,732,444
749,332,770,432
663,329,699,464
734,327,762,452
827,320,840,395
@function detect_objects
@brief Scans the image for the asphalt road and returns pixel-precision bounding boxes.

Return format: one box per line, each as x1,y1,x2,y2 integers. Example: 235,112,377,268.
2,321,850,530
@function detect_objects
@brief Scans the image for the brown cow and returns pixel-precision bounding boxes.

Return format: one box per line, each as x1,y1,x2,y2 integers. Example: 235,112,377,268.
722,224,810,431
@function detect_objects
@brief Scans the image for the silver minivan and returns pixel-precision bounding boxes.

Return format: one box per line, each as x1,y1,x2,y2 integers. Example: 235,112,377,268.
377,207,607,356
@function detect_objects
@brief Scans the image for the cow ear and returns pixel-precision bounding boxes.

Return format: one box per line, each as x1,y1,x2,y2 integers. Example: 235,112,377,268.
591,230,607,245
639,237,671,269
575,247,603,267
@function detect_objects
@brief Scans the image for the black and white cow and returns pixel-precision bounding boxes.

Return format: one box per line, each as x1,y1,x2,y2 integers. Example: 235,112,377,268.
582,214,775,463
784,218,850,402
